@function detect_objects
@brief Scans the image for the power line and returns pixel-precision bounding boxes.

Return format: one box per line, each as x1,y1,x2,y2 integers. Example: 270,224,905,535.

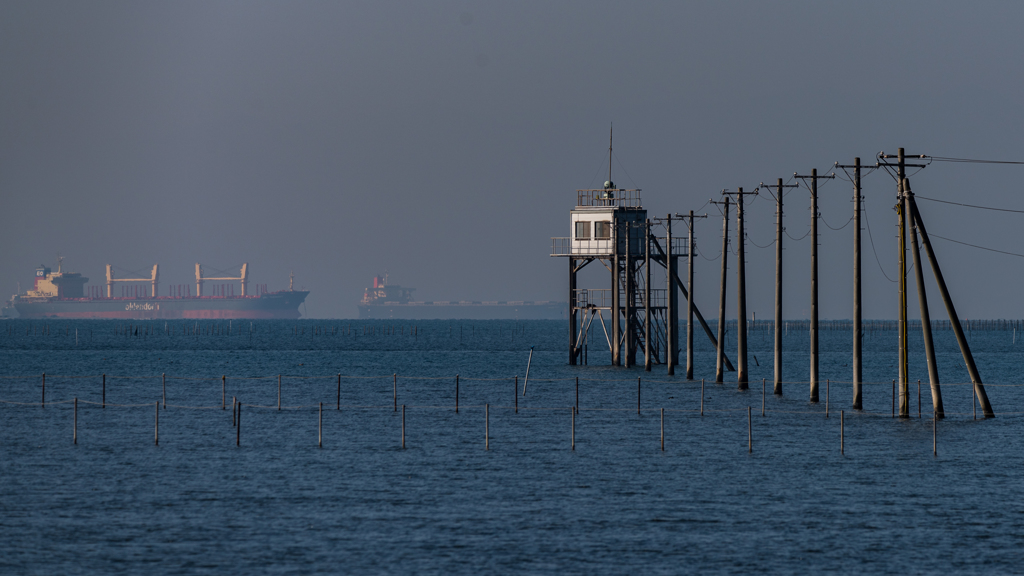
747,234,776,249
862,197,897,283
820,213,854,231
928,156,1024,165
785,228,811,241
929,233,1024,258
915,195,1024,214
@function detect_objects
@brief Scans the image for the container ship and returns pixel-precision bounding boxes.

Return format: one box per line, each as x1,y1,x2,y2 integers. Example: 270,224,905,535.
358,275,565,320
5,260,308,319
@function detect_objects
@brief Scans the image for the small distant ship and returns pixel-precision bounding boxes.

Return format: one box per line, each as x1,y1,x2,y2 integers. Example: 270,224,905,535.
7,259,308,319
358,275,565,320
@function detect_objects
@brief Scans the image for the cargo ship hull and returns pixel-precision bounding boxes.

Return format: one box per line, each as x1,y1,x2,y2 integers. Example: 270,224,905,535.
13,291,309,319
358,302,565,320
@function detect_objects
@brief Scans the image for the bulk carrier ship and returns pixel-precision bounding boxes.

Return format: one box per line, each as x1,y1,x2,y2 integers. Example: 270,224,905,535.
5,260,308,319
358,275,565,320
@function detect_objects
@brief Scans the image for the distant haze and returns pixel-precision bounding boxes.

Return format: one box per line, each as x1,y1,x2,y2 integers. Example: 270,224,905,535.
3,1,1024,319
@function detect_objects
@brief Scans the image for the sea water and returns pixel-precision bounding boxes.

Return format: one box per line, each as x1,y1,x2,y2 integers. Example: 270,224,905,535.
1,319,1022,574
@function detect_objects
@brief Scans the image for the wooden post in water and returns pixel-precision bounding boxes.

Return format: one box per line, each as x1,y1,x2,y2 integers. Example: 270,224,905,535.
456,375,460,413
278,375,282,411
222,375,226,410
747,406,752,453
337,374,341,411
393,374,397,412
660,408,665,451
523,347,536,395
103,374,106,409
841,410,844,454
401,405,406,448
155,401,159,446
485,404,489,450
73,397,77,444
319,402,323,448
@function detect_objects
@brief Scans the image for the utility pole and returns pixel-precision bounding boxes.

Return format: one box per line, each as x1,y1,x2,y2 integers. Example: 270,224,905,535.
711,197,730,383
835,158,873,409
624,220,634,367
722,188,759,390
794,168,835,402
644,219,652,371
761,178,798,396
679,211,707,380
878,149,927,417
666,214,677,375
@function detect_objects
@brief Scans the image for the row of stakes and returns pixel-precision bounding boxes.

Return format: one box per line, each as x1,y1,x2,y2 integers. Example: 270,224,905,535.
39,374,939,455
36,371,979,421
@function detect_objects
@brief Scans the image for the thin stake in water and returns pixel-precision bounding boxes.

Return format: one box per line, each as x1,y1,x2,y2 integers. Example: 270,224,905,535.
660,408,665,451
522,347,534,396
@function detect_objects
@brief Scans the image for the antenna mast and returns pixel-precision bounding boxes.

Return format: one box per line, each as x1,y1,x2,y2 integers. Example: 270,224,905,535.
608,124,613,184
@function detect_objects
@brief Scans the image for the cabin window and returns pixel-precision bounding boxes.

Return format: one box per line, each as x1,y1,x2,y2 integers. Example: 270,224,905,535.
594,221,611,239
575,221,591,239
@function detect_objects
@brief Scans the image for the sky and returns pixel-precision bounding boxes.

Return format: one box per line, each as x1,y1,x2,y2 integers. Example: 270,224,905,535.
2,1,1024,319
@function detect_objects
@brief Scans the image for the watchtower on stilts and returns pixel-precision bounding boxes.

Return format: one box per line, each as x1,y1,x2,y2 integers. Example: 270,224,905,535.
552,130,731,373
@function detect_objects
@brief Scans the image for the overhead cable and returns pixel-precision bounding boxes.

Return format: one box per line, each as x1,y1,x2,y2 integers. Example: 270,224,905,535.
915,195,1024,214
929,233,1024,258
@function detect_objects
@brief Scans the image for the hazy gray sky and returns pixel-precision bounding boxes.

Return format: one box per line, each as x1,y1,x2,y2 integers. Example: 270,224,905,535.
3,1,1024,319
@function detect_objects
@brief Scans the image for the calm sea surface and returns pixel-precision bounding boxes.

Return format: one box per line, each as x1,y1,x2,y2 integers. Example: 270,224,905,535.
2,319,1023,574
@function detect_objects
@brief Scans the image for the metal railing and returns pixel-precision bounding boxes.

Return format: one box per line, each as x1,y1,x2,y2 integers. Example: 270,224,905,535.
576,189,642,208
573,288,667,309
551,237,688,257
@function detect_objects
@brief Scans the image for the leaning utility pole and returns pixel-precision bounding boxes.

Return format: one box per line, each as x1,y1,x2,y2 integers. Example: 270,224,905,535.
711,197,730,383
722,188,759,390
794,168,835,402
908,186,993,417
679,211,707,380
761,178,798,396
904,178,944,418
